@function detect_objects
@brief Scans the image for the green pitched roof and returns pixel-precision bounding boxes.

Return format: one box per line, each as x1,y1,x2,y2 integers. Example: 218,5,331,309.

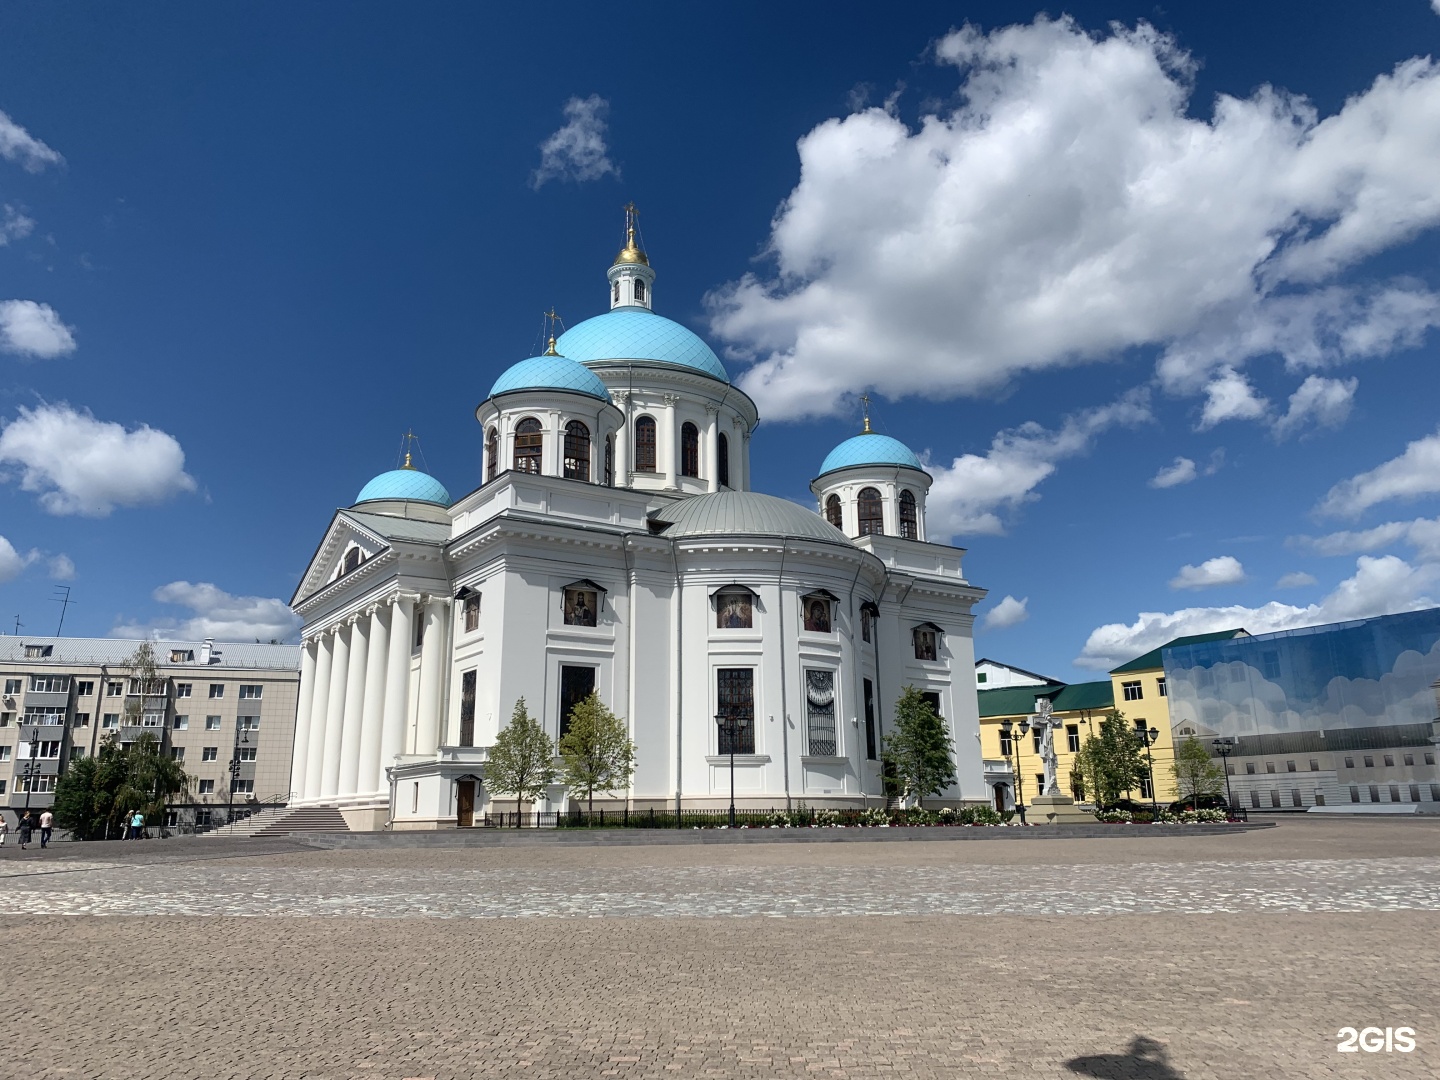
1050,681,1114,712
1109,628,1248,675
976,680,1113,718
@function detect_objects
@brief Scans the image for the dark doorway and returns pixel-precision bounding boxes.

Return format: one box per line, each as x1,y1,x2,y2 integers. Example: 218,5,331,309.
559,666,596,738
456,780,475,827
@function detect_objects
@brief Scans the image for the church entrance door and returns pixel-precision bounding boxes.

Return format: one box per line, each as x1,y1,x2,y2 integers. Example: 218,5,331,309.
456,780,475,827
993,784,1009,812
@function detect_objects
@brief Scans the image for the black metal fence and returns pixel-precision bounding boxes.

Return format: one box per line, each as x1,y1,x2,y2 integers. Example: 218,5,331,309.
480,806,995,829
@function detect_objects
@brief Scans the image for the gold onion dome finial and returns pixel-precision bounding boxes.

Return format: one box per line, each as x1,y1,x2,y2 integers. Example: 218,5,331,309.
401,429,418,469
614,201,649,266
860,393,874,434
544,334,559,356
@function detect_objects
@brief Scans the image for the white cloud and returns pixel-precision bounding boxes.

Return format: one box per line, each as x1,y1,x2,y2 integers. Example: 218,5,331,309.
1273,374,1358,440
112,581,300,643
530,95,619,188
0,536,29,584
1276,571,1317,588
707,17,1440,420
0,403,197,516
1149,456,1196,488
0,109,63,172
1294,516,1440,562
981,595,1029,630
925,389,1151,537
0,300,77,358
1076,554,1437,668
1198,368,1268,429
1170,555,1246,590
1316,426,1440,518
0,204,35,246
48,553,75,581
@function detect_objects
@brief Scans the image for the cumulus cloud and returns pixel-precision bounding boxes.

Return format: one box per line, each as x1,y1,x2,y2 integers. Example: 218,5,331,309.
1273,374,1358,439
0,403,197,516
981,595,1029,630
1148,456,1196,488
0,536,30,584
1316,426,1440,518
1198,368,1268,429
0,204,35,246
1170,556,1246,590
708,17,1440,420
1076,554,1437,668
0,300,76,358
112,581,300,643
0,109,63,172
48,553,75,581
1276,571,1317,588
925,389,1151,537
1293,516,1440,563
530,95,619,188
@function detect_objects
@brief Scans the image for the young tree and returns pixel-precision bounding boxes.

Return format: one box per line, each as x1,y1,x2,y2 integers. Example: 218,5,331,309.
1171,736,1226,803
485,697,558,826
122,641,162,728
1075,711,1149,807
52,732,190,840
557,692,636,814
881,686,957,809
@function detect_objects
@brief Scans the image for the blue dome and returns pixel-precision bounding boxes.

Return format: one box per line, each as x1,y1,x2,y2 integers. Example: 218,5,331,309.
817,433,925,477
489,354,611,402
356,468,451,506
557,309,729,383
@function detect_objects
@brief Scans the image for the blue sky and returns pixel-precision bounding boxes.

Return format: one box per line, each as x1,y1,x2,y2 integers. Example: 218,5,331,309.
3,1,1440,682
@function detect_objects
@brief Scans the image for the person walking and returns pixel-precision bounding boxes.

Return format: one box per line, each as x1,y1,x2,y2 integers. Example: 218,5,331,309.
17,813,33,850
39,809,53,849
129,810,145,841
0,814,9,847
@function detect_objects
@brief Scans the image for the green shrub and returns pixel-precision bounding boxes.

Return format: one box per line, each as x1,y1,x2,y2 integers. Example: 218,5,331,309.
963,805,1003,826
814,808,841,827
857,807,889,827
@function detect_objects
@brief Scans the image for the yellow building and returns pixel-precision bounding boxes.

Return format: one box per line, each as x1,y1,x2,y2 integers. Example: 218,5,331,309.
977,679,1117,810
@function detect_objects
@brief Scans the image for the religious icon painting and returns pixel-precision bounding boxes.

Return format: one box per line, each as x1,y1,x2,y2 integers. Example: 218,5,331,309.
803,596,831,634
563,587,598,627
716,591,753,629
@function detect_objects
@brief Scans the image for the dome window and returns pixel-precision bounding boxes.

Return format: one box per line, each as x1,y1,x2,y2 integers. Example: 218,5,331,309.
681,422,700,477
718,433,730,488
824,494,842,529
485,428,499,483
612,281,620,304
513,417,543,475
899,490,918,539
634,416,657,472
858,487,884,536
564,420,591,481
633,278,646,304
604,435,614,486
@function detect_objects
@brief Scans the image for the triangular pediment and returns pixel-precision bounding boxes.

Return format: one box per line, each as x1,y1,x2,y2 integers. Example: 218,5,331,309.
291,511,394,606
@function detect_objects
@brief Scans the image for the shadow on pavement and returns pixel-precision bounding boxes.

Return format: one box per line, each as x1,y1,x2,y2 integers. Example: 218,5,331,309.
1066,1035,1184,1079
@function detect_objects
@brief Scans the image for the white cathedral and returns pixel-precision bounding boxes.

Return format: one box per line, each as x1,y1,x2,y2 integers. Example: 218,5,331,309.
289,214,989,829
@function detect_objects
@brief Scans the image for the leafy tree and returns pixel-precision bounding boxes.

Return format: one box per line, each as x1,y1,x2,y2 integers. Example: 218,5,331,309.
557,692,636,814
881,686,957,809
1074,711,1149,807
122,641,162,728
485,697,557,826
52,732,191,840
1171,736,1226,802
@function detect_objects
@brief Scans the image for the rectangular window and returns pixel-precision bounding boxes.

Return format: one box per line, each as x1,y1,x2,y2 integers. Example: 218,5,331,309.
863,678,876,761
1139,776,1153,799
414,616,425,649
1383,754,1395,767
1428,754,1437,767
107,681,124,697
208,684,225,699
976,670,986,684
1269,789,1281,807
1226,763,1234,775
2,678,22,695
238,685,263,700
0,712,10,727
463,593,481,633
24,644,52,659
912,629,937,661
1156,678,1167,697
1265,762,1276,774
634,417,657,472
1066,724,1080,753
716,668,755,755
233,779,254,794
0,746,9,762
1363,755,1374,768
169,649,194,663
1261,651,1281,680
1404,754,1414,766
1368,784,1380,802
459,670,476,747
1349,785,1360,803
0,779,7,794
102,714,119,729
27,740,62,759
1121,681,1143,701
1344,757,1355,768
142,712,163,727
1245,762,1256,775
17,774,57,793
1432,784,1440,801
804,669,836,756
70,746,85,760
1032,728,1043,754
29,675,70,693
238,747,257,762
1387,783,1400,802
198,779,215,795
1314,790,1325,806
205,716,222,730
195,807,213,826
238,716,260,731
75,680,94,697
171,747,185,761
73,713,90,727
999,731,1012,758
861,606,873,643
202,747,218,762
173,716,189,730
128,677,165,696
1309,759,1319,771
1291,789,1303,807
24,706,66,724
1286,761,1296,772
558,665,595,739
1409,784,1421,802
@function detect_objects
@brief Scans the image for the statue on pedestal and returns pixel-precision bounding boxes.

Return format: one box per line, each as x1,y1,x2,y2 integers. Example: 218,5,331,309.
1036,698,1061,796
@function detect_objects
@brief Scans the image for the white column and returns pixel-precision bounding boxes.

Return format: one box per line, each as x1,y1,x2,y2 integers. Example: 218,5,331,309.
356,603,391,797
614,392,630,485
662,395,678,489
381,596,413,777
320,622,351,799
413,597,446,755
704,405,719,493
304,631,335,800
548,409,563,477
740,430,752,492
336,614,370,797
289,638,318,798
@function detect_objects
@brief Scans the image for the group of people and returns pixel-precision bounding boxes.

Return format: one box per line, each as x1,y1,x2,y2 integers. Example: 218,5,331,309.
0,810,54,850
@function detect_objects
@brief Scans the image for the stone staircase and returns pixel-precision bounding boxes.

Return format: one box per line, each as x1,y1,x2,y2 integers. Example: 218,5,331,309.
200,804,294,837
250,805,351,837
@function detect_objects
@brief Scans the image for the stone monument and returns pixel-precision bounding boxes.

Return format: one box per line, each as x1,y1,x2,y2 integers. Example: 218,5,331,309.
1028,698,1096,825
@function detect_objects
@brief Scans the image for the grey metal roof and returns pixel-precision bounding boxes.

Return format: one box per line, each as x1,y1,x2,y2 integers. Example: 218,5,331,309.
0,636,300,671
342,508,451,545
650,491,854,547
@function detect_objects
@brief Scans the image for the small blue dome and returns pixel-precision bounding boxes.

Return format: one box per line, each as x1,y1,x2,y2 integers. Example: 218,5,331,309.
817,433,925,477
356,468,451,506
557,309,729,383
489,354,611,402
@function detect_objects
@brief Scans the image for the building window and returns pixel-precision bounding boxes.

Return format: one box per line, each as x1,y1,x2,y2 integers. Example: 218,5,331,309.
1348,785,1360,802
718,433,729,488
198,780,216,795
141,712,163,727
76,680,94,697
202,747,218,762
175,683,191,698
913,627,938,662
1138,776,1153,799
3,678,21,695
1067,724,1080,753
24,706,66,725
18,775,57,794
1269,789,1281,807
1383,754,1395,767
1344,757,1354,768
562,585,598,627
171,747,185,761
680,422,699,478
1409,784,1422,802
716,668,755,755
605,435,614,486
486,427,499,482
70,746,85,760
239,685,263,700
1404,753,1414,766
612,281,620,304
24,644,52,658
29,675,70,693
857,487,884,535
805,670,837,756
238,747,257,762
1363,755,1374,768
0,746,9,762
715,588,753,630
415,616,425,649
1250,790,1261,808
1122,681,1143,701
860,604,874,643
999,730,1012,757
563,420,591,481
107,681,124,696
802,594,832,634
1265,762,1275,774
1261,651,1281,679
463,592,481,632
1245,762,1256,775
1367,784,1380,802
73,713,89,728
343,547,362,575
208,684,225,699
102,714,119,729
513,417,543,474
1314,791,1325,806
1388,783,1401,802
1291,789,1303,807
238,716,260,731
233,779,255,795
863,678,877,761
1033,728,1044,754
1428,753,1437,766
558,666,596,739
898,490,917,539
1157,678,1167,697
459,670,476,747
634,278,645,303
825,494,842,529
1309,759,1319,771
205,716,222,730
634,416,657,472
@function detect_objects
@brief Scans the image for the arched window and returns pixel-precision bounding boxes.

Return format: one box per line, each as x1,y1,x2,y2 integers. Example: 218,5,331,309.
681,422,699,477
634,416,657,472
342,547,362,575
899,489,918,539
824,494,842,528
634,278,646,303
858,487,884,535
563,420,590,481
604,434,614,486
513,417,543,474
485,427,498,482
718,432,730,488
612,281,620,304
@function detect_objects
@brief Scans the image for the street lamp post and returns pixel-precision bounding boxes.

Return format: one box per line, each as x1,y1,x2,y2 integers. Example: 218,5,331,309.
715,710,736,828
999,717,1031,825
1212,737,1237,810
21,726,40,821
227,723,250,831
1140,725,1160,816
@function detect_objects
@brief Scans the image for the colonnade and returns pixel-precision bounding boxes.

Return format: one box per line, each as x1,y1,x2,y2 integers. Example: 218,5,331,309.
290,593,449,804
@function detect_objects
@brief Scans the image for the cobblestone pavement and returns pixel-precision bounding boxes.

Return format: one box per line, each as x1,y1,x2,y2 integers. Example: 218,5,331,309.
2,817,1436,1079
